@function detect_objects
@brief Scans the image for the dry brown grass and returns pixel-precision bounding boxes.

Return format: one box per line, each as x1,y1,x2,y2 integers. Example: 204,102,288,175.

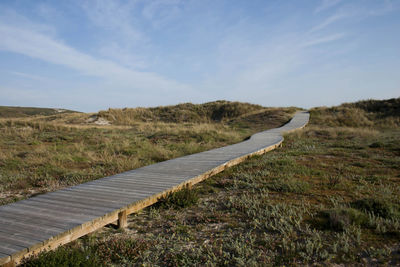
310,97,400,128
97,101,266,124
18,98,400,266
0,102,295,205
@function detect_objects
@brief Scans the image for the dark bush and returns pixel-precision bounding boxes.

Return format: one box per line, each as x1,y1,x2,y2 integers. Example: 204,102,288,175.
369,142,384,148
157,185,199,209
317,208,368,231
266,178,310,193
351,198,399,219
20,246,99,267
95,237,152,265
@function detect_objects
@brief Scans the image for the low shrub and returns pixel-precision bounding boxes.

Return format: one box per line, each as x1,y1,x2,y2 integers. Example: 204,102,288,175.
94,237,152,265
351,198,400,219
156,185,199,209
20,246,99,267
327,175,342,188
369,141,385,148
317,208,368,231
266,178,310,194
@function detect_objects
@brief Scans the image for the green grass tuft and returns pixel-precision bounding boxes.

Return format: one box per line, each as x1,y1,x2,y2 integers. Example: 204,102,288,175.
351,198,400,219
156,185,199,209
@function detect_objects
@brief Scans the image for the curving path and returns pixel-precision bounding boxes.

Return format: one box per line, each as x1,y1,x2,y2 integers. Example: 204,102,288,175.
0,111,309,266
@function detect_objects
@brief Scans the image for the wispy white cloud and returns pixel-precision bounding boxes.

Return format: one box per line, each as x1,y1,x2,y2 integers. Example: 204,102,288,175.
363,0,397,16
301,33,346,47
97,43,149,69
81,0,143,44
315,0,342,13
79,0,153,71
142,0,182,28
0,8,56,35
7,71,49,81
310,12,347,32
0,21,191,93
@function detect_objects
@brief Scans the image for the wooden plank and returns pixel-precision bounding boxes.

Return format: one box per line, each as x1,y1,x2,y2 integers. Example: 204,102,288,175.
31,191,122,207
0,225,50,244
70,187,158,198
84,178,179,188
0,204,93,224
0,217,64,236
133,169,209,177
144,161,222,169
29,197,118,214
1,201,100,220
104,176,189,185
30,196,130,214
70,183,165,195
0,243,27,257
83,178,176,189
138,163,213,171
0,235,38,250
112,175,192,187
0,211,79,231
70,182,161,194
42,189,145,205
20,199,113,217
113,171,190,179
31,194,125,210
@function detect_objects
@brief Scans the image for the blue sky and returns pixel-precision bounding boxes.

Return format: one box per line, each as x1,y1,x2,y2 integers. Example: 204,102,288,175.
0,0,399,112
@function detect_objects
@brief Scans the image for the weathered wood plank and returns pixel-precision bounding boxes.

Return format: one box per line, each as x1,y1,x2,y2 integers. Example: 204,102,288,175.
43,189,146,205
0,244,27,257
69,183,162,195
0,212,78,231
28,198,128,216
1,201,101,220
104,175,190,185
17,199,111,217
0,225,51,244
0,235,38,250
0,217,64,237
70,183,166,195
82,179,176,189
0,204,93,224
32,192,122,207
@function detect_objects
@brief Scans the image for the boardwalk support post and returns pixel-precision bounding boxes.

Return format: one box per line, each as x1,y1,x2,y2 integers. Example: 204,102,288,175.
118,210,127,229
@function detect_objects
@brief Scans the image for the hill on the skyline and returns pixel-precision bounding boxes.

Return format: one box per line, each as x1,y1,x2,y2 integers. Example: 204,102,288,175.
0,106,77,118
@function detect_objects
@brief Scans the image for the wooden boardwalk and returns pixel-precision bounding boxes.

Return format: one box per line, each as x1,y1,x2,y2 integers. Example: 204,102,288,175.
0,111,309,266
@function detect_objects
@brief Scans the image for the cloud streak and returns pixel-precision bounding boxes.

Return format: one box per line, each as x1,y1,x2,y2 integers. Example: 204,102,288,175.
0,22,189,92
310,12,348,33
315,0,343,13
81,0,144,44
7,71,49,81
301,33,346,47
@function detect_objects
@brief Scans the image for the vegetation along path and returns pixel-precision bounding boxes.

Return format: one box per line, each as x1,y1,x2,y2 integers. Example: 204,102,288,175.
0,111,309,266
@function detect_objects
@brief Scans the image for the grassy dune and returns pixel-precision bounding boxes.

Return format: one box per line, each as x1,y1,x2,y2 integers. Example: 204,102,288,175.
0,106,76,118
97,101,266,124
0,101,296,205
311,98,400,128
19,98,400,266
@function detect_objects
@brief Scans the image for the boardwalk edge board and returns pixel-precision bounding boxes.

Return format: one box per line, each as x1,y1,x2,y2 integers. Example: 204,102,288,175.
0,111,309,266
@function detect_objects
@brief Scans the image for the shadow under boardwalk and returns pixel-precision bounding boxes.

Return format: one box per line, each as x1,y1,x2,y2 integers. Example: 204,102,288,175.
0,111,309,266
